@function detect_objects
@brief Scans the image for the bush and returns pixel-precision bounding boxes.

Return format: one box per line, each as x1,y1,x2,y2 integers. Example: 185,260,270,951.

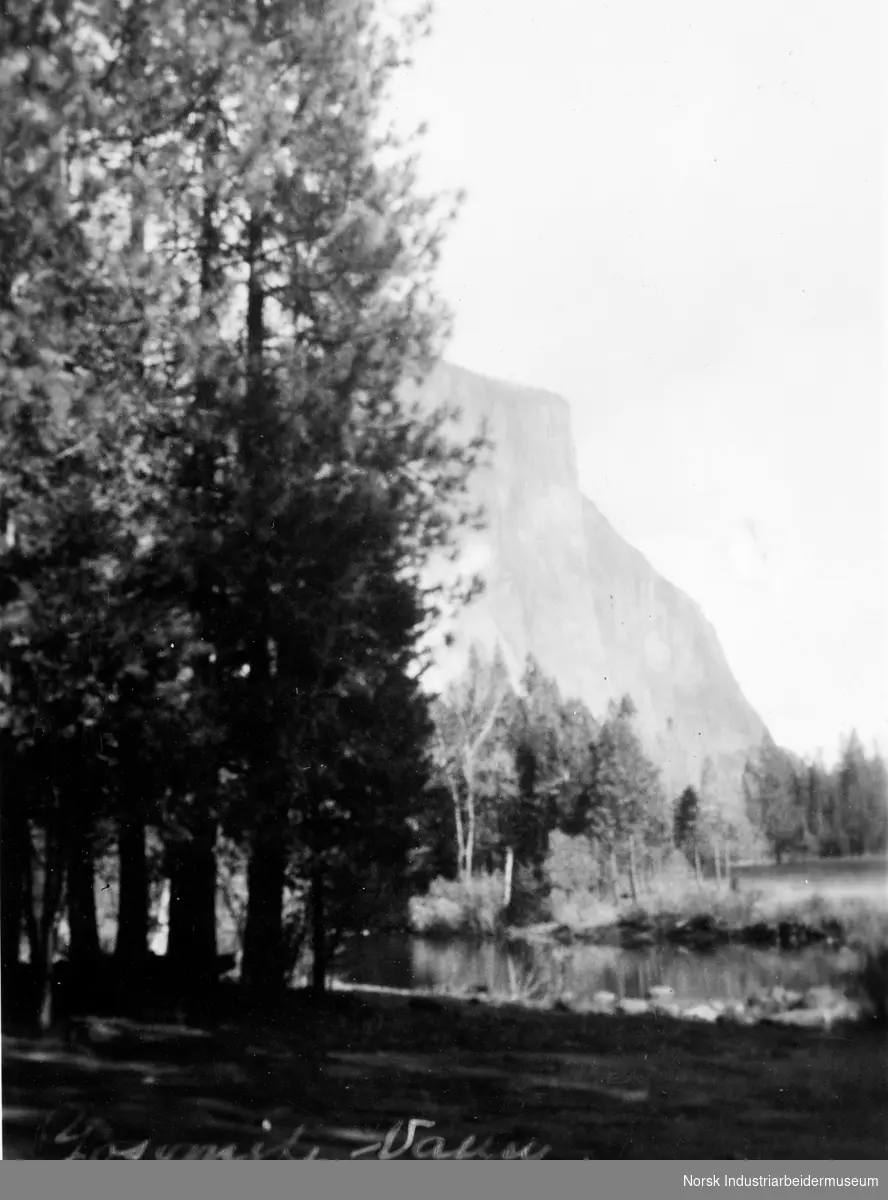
548,889,618,931
544,830,599,896
506,862,550,925
408,873,506,937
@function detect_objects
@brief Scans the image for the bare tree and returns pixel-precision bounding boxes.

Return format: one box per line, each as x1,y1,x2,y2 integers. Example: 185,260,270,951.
431,643,513,880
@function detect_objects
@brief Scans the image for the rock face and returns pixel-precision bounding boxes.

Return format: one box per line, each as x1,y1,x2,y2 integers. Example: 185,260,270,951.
413,361,768,799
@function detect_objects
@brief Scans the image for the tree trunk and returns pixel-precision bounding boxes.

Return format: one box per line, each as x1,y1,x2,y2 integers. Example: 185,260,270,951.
724,841,732,889
66,813,100,970
465,785,476,880
610,847,620,904
503,846,514,911
115,815,149,977
451,783,466,880
23,835,39,967
0,779,28,974
713,843,722,886
627,836,639,904
34,818,65,1033
167,821,218,993
242,835,286,993
310,862,326,1000
693,846,702,886
35,922,56,1033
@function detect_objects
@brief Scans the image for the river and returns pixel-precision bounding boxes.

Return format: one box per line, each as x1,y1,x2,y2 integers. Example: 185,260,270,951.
332,932,865,1006
332,857,887,1005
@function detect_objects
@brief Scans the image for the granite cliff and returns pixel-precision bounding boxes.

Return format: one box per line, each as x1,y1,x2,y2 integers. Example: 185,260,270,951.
414,362,768,801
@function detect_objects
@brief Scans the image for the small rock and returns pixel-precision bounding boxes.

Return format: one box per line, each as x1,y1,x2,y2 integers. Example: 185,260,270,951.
834,998,863,1022
592,990,617,1010
683,1003,721,1023
805,985,841,1011
720,1010,758,1026
716,1007,745,1025
618,998,650,1016
766,1009,829,1030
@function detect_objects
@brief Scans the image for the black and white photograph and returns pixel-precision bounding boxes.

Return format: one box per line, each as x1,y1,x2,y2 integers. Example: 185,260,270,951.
1,0,885,1165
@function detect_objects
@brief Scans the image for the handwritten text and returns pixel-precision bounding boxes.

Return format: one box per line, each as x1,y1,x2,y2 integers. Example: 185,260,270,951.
38,1108,551,1160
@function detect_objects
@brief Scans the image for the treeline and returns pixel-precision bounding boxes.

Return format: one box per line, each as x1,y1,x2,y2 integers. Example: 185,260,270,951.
420,647,675,918
0,0,482,1028
417,646,888,923
742,735,888,863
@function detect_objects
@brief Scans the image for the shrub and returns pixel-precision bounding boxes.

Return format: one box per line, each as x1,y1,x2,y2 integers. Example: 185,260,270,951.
408,873,506,937
506,862,549,925
548,889,619,931
544,830,599,896
631,851,700,910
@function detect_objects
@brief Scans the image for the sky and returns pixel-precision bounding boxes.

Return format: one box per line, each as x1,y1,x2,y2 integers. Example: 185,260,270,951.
390,0,887,764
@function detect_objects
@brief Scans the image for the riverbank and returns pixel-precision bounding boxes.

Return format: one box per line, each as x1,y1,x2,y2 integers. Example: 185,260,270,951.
412,881,888,954
3,982,886,1159
509,900,883,953
400,885,888,1022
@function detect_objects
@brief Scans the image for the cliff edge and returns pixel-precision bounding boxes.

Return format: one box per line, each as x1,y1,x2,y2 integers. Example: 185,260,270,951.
415,361,768,801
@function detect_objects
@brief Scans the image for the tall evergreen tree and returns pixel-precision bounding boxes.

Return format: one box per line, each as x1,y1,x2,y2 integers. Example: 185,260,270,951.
1,0,485,1019
585,695,669,901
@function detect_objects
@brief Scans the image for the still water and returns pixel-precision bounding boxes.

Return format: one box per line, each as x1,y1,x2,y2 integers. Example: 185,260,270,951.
333,934,863,1006
155,858,883,974
334,858,887,1005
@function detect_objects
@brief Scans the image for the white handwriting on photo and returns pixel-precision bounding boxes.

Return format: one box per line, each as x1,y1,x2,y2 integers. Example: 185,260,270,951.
45,1109,552,1160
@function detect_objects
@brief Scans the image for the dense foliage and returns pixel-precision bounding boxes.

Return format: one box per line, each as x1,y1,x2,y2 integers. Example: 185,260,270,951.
743,732,888,863
0,0,483,1026
420,646,888,930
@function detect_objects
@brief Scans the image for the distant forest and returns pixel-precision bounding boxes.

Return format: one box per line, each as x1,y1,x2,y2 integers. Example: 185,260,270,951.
1,2,886,1032
420,647,888,913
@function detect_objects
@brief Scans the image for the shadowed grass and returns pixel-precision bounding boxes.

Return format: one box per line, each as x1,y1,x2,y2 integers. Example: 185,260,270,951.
5,982,885,1160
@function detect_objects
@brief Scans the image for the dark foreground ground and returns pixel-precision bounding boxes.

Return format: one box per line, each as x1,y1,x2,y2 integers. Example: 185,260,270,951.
3,984,887,1159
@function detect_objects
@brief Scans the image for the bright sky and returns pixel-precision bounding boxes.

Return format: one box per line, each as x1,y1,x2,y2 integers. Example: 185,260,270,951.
391,0,887,764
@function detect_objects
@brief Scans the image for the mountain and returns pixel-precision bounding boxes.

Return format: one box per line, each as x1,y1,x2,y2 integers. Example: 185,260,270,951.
412,361,768,802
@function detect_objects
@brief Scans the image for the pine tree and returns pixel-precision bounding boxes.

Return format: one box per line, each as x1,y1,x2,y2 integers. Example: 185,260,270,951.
1,0,485,1015
673,785,702,882
503,656,597,883
586,696,669,902
743,738,803,864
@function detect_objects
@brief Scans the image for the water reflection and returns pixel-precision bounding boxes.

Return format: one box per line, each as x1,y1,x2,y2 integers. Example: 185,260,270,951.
335,935,862,1006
